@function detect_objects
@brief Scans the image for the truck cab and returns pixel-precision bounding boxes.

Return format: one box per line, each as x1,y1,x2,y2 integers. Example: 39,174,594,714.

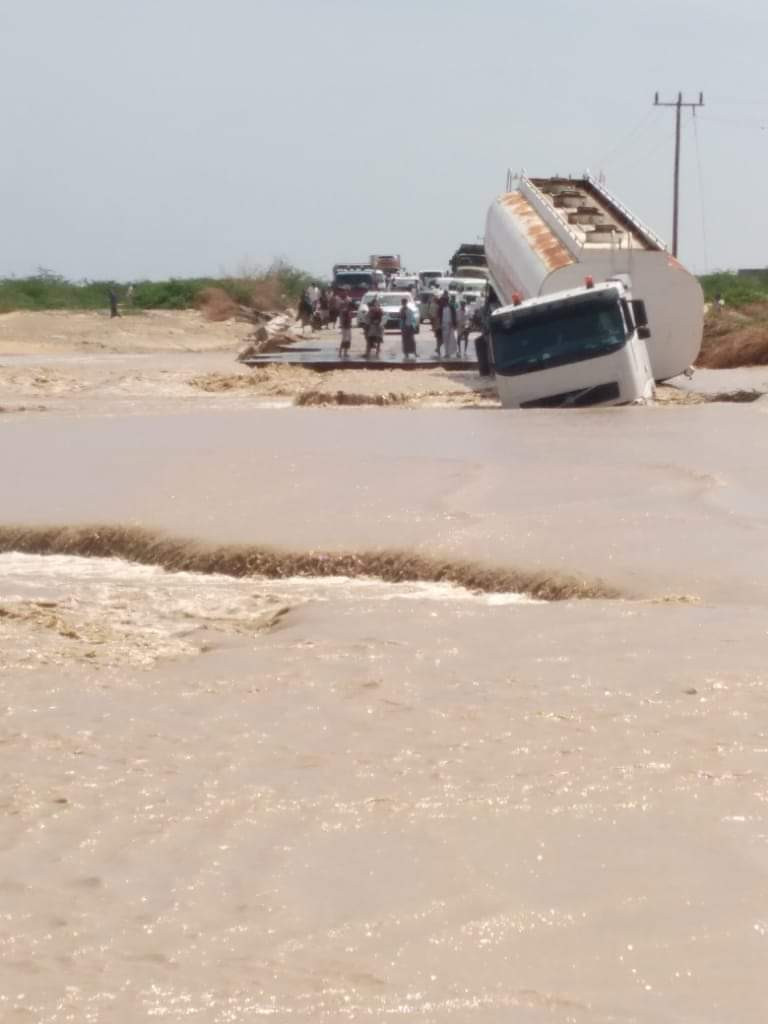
449,243,487,277
332,264,378,308
488,279,655,408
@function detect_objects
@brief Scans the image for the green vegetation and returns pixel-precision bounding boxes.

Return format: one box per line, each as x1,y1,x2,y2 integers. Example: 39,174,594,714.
5,266,768,313
0,263,318,314
699,271,768,307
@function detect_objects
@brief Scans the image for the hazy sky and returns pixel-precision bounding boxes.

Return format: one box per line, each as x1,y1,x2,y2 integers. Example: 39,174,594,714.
2,0,767,280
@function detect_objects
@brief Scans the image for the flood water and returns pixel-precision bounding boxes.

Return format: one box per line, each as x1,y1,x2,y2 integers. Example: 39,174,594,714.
2,402,768,1022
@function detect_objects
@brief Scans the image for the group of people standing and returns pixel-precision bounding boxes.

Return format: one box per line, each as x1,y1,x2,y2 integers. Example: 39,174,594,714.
428,290,476,359
297,283,480,361
298,284,344,332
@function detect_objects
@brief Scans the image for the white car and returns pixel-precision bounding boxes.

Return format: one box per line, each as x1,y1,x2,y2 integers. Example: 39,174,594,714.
417,288,437,322
453,278,488,297
418,269,443,288
355,291,381,328
460,287,486,309
357,291,420,331
391,275,418,292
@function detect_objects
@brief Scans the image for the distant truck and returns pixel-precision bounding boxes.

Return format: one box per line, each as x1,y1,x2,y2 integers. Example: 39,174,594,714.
391,273,419,292
449,243,487,277
418,269,443,288
332,263,383,307
370,254,401,274
453,266,488,281
485,175,703,388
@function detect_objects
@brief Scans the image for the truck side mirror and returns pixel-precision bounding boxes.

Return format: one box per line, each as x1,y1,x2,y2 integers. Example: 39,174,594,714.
631,299,649,328
638,325,651,340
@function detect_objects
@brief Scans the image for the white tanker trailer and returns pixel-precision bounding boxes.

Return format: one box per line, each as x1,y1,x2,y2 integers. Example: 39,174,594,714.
483,174,703,408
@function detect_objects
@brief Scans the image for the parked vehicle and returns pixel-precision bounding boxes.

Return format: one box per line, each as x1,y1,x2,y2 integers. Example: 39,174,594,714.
418,269,443,288
453,277,488,297
332,264,378,308
485,174,703,382
449,243,487,276
433,276,475,299
357,292,420,331
459,287,486,311
432,276,458,292
391,274,419,292
453,266,488,281
371,254,401,275
355,291,380,328
417,289,436,322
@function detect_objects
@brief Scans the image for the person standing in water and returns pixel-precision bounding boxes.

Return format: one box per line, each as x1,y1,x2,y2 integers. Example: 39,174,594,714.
338,299,353,359
328,291,340,328
456,300,469,356
439,290,457,358
399,296,417,360
365,297,383,359
429,292,442,357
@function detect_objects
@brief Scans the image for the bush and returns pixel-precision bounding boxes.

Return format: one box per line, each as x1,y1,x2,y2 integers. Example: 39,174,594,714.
130,279,204,309
195,287,240,322
0,273,118,313
699,271,768,308
0,263,320,316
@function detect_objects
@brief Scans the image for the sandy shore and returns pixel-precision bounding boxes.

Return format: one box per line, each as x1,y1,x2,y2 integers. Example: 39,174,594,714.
2,310,768,1022
0,308,248,355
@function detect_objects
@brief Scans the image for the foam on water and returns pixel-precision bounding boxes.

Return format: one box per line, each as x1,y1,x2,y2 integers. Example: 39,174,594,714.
0,552,533,672
0,525,617,600
0,551,533,604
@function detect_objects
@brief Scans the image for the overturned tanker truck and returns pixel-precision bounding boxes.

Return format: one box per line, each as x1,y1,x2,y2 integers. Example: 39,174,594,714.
484,174,703,408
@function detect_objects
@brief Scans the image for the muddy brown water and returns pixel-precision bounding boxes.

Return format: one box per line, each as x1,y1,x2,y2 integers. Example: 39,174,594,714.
2,403,768,600
2,401,768,1022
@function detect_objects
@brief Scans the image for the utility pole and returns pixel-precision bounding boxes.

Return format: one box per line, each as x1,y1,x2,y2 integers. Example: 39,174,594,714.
654,92,704,257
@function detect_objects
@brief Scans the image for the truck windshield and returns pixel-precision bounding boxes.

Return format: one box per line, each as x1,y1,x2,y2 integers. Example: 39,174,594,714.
335,273,374,288
491,298,626,376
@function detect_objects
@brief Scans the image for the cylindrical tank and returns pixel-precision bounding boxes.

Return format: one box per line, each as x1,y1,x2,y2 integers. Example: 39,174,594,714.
484,177,703,381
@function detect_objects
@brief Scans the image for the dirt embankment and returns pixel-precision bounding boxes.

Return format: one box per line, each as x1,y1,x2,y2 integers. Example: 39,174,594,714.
0,309,248,355
190,365,499,408
698,304,768,369
0,524,622,601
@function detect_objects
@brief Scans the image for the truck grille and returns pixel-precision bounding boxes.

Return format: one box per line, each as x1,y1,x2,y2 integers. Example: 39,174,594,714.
520,381,621,408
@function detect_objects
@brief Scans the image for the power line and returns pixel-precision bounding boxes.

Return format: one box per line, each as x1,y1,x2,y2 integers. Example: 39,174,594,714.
698,113,768,131
594,108,659,170
606,124,671,175
691,111,710,273
654,92,704,257
707,97,768,106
